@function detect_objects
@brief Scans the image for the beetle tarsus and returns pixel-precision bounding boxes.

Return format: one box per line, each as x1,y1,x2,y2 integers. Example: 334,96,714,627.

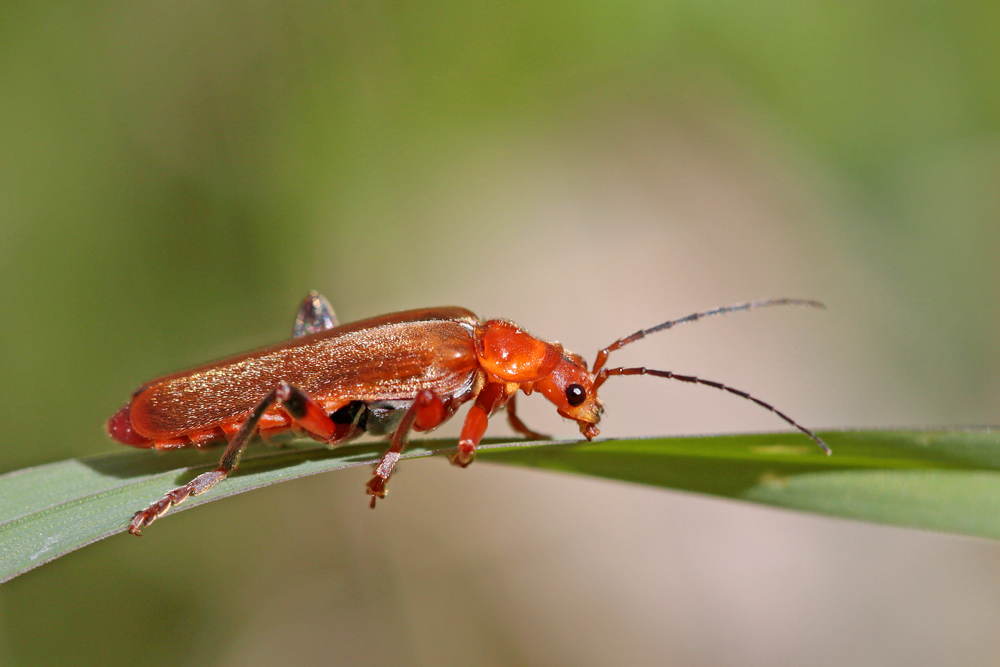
128,467,228,535
129,488,188,535
366,476,387,508
447,446,475,468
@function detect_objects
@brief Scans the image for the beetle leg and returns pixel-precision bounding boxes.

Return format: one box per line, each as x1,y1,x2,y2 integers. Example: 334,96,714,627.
128,382,345,535
293,290,338,337
366,390,445,508
505,393,550,441
448,382,510,468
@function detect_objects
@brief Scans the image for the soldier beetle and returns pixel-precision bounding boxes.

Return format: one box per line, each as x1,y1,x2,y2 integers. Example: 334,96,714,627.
108,293,829,534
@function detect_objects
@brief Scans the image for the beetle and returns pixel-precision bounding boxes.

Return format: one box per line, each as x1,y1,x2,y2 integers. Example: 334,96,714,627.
109,292,829,535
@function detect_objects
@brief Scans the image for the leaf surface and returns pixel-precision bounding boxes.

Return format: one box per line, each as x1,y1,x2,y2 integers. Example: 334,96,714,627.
1,428,996,584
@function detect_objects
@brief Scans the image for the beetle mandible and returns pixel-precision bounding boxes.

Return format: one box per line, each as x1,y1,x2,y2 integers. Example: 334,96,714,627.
108,293,829,534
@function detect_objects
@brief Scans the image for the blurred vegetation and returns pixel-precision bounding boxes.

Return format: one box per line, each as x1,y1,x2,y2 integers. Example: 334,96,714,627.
0,1,998,665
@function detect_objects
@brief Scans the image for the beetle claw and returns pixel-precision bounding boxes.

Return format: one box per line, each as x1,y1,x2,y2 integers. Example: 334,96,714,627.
128,492,178,535
447,447,475,468
128,505,162,535
365,475,387,508
128,514,148,536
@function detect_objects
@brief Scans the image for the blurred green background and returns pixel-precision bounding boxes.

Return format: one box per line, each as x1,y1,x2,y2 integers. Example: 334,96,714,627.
2,1,1000,665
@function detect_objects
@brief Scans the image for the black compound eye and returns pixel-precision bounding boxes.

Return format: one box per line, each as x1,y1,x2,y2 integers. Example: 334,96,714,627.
565,384,586,407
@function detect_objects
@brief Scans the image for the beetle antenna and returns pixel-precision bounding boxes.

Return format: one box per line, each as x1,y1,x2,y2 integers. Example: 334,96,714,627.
593,366,830,455
591,299,824,374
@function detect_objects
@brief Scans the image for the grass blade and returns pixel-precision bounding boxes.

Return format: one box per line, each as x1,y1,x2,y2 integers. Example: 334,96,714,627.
1,428,998,584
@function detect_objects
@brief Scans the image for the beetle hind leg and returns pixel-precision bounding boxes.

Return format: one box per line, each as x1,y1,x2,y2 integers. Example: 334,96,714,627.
128,382,346,535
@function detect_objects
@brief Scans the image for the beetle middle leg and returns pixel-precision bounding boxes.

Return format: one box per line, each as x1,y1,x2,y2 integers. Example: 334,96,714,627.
128,382,346,535
366,389,446,508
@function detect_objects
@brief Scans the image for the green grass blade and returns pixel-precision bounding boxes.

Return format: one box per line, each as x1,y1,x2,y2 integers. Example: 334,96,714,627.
478,429,1000,537
1,428,998,584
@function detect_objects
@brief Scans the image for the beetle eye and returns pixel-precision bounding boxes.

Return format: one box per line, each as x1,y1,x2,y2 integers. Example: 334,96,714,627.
565,384,586,407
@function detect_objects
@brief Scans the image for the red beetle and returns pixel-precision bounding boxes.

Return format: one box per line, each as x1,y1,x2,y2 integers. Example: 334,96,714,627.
109,293,828,534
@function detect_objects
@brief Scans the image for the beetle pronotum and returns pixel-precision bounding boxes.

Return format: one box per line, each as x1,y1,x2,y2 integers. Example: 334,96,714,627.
108,293,828,534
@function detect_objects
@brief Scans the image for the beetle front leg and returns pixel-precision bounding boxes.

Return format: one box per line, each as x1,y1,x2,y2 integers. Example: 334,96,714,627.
449,382,509,468
505,393,549,441
129,382,344,535
366,390,445,508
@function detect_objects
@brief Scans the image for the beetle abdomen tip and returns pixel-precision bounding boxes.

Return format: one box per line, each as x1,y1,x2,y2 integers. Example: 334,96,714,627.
107,404,154,447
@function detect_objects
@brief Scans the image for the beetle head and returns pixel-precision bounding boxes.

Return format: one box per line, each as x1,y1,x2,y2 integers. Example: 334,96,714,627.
533,351,604,439
476,318,603,438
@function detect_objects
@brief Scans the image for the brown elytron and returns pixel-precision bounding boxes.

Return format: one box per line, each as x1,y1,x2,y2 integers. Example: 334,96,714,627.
131,308,480,437
109,293,828,535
